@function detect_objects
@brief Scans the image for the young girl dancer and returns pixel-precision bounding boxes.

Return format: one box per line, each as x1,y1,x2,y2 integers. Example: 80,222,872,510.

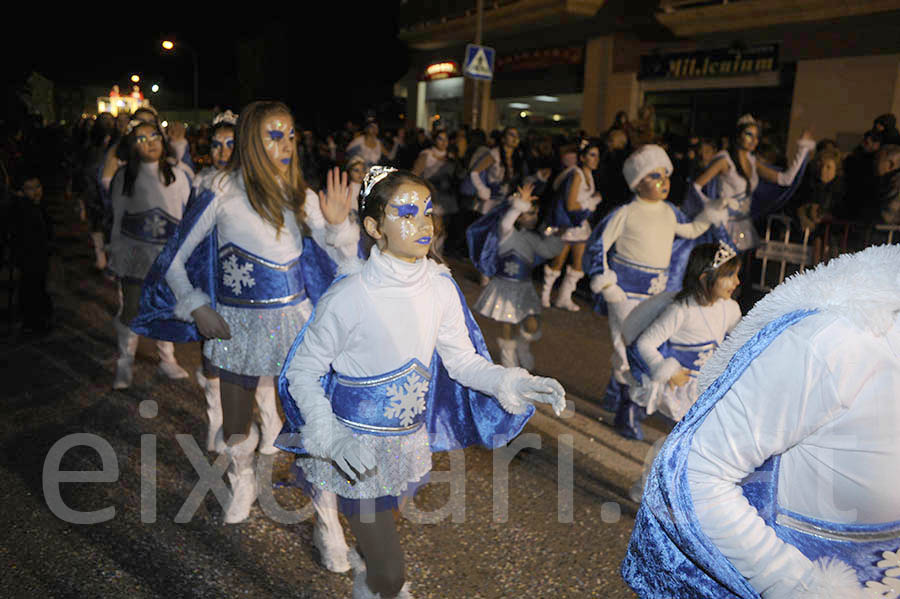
279,167,566,599
132,102,360,537
692,115,814,251
624,241,741,427
469,183,564,370
542,138,603,311
192,110,237,192
584,144,726,440
108,119,192,388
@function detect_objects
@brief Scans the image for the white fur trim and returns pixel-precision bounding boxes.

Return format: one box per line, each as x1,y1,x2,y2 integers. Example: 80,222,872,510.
601,284,628,304
622,291,676,345
623,145,673,190
495,367,531,415
337,257,365,276
223,422,259,456
511,197,532,213
697,203,729,227
698,245,900,393
590,270,618,293
325,218,360,249
788,558,866,599
650,357,683,384
173,288,212,321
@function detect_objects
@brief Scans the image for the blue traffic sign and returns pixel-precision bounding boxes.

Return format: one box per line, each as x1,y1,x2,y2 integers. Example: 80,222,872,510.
464,44,495,80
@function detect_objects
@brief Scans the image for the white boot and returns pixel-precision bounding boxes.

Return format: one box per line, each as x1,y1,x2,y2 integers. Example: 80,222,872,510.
515,327,542,372
497,338,519,368
255,377,282,455
199,369,224,453
541,265,561,308
223,423,259,524
90,232,107,271
553,268,584,312
113,319,139,389
156,340,189,379
350,549,414,598
312,490,351,572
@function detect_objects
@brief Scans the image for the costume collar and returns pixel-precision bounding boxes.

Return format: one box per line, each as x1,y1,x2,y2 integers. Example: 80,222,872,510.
363,245,430,289
699,244,900,392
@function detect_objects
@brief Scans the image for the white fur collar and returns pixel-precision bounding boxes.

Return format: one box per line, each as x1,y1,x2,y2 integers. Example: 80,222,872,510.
337,250,451,280
698,245,900,392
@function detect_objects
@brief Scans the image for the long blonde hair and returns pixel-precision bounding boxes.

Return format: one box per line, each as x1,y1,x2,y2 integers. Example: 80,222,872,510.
225,100,308,234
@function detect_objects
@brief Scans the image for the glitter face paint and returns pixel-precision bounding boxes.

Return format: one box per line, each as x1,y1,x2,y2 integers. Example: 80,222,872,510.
260,115,294,174
210,132,235,169
377,182,435,262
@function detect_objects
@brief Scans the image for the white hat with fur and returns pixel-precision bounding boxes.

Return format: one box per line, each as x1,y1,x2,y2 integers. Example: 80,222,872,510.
623,144,673,191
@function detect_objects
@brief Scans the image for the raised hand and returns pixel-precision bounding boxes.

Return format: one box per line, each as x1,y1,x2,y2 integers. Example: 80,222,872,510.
318,166,353,225
668,368,692,389
516,181,536,204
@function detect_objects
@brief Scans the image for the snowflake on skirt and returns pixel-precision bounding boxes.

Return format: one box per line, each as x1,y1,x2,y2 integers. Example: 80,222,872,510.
384,373,429,427
866,549,900,598
503,260,520,278
222,254,256,296
647,273,668,295
143,214,168,238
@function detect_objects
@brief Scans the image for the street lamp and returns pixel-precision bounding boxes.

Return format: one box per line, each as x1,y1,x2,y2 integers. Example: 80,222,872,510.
161,39,199,110
151,84,160,93
131,74,140,83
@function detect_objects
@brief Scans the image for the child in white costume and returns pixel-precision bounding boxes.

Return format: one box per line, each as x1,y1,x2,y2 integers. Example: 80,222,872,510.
135,101,361,581
471,183,564,370
624,241,742,423
280,167,566,599
585,144,727,439
192,110,236,193
108,119,192,389
621,244,900,599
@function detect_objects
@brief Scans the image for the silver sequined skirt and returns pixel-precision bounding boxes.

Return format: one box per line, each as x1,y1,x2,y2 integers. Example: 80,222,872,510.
297,426,432,499
473,277,542,323
203,299,313,376
109,241,164,281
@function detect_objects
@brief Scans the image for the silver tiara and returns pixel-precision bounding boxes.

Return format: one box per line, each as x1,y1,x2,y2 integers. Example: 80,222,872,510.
125,119,146,135
709,240,737,271
212,110,238,126
737,114,758,128
360,166,397,211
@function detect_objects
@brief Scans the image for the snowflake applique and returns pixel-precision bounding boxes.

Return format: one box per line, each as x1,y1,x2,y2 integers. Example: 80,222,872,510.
864,548,900,599
694,349,715,369
648,273,668,295
503,260,520,278
384,373,429,427
222,254,256,296
143,214,167,238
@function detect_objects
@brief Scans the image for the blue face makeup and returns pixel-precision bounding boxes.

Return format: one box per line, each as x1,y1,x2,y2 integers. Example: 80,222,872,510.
415,236,432,245
424,199,433,215
646,172,667,180
211,140,222,149
269,130,284,141
280,158,291,165
393,203,418,218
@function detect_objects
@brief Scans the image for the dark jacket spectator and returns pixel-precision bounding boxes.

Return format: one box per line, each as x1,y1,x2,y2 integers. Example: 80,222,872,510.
840,130,882,221
875,144,900,225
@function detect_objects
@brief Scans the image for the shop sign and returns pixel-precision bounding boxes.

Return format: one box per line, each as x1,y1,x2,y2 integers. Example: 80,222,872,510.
496,46,584,73
639,45,779,80
423,61,461,81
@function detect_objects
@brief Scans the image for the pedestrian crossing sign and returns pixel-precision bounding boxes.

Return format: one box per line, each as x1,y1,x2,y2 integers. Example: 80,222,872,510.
464,44,495,80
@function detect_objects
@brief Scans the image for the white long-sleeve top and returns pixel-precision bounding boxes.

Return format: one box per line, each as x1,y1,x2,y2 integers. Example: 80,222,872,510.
286,245,509,392
687,311,900,597
602,197,711,270
109,161,191,280
637,296,741,380
164,170,359,320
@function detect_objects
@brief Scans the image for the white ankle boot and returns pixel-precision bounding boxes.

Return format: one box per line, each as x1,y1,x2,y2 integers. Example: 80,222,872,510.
197,368,224,453
497,337,519,368
113,319,138,389
350,549,414,598
515,328,542,371
254,377,282,455
223,423,259,524
312,491,351,572
541,265,561,308
553,268,584,312
156,341,189,379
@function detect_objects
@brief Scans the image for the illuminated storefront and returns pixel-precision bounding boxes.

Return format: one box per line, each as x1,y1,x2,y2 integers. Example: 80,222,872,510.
96,84,151,117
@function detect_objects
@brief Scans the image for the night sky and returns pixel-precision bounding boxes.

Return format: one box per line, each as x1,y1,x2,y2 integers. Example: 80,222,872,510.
5,6,411,131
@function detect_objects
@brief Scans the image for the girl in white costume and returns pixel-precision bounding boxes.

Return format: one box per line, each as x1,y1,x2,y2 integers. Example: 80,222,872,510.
346,118,385,170
282,167,566,599
472,183,564,370
542,138,603,311
624,241,742,424
152,99,361,566
192,110,236,193
692,115,815,251
109,120,192,389
412,129,459,258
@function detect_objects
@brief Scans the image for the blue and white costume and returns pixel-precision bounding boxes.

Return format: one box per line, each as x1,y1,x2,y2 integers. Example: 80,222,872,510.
624,292,741,422
622,244,900,599
278,246,537,511
345,136,384,171
463,146,508,215
551,165,602,243
472,198,564,325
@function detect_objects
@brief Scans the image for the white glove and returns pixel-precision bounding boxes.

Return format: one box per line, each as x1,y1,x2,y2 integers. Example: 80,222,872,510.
470,171,492,201
590,270,617,294
329,433,377,482
697,203,729,227
601,283,628,304
515,374,567,416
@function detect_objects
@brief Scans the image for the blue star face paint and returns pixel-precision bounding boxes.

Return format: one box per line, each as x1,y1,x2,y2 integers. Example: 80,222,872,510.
210,130,235,170
378,182,435,262
260,114,294,174
268,130,284,141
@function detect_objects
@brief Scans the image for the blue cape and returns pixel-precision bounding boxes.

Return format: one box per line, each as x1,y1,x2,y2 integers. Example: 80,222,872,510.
275,272,534,454
582,200,696,315
131,187,338,342
621,309,816,598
